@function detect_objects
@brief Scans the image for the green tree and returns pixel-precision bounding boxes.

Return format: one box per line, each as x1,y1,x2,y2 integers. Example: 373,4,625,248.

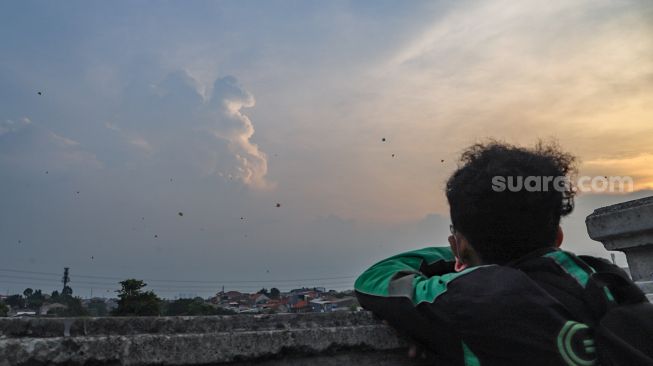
25,289,45,310
49,296,88,317
270,288,281,299
23,288,33,308
86,299,108,316
164,297,237,316
62,285,73,296
112,279,161,316
214,307,237,315
0,302,8,317
257,288,269,296
5,294,24,309
166,298,209,316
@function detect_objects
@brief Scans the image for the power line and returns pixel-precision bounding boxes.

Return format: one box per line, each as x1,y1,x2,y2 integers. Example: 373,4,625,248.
0,279,354,295
0,274,354,290
0,273,355,287
0,267,357,284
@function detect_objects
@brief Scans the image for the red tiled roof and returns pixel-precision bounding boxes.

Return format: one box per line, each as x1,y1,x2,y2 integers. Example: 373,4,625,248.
292,300,309,309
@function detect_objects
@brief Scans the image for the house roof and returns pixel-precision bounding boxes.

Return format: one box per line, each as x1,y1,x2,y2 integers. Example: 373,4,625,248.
291,300,309,309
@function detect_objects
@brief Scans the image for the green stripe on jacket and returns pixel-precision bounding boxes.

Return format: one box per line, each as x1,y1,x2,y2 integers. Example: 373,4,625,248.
355,247,482,305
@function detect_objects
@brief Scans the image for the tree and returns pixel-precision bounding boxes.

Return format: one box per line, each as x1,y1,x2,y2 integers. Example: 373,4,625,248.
25,289,45,310
165,297,237,316
112,279,161,316
44,296,88,317
23,288,34,308
270,288,281,299
57,296,88,317
5,294,24,309
257,288,269,296
62,286,73,296
86,299,108,316
0,303,8,317
214,307,237,315
165,298,219,316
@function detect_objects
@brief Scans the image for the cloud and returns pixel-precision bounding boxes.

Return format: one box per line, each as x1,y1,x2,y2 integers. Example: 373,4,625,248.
50,132,80,147
583,154,653,191
104,122,153,154
128,136,153,152
207,76,272,190
378,0,653,114
0,117,31,136
115,71,273,189
2,0,652,296
0,118,101,170
333,0,653,220
104,122,121,132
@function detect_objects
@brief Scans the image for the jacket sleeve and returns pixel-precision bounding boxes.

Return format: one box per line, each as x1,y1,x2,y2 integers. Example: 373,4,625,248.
355,247,455,299
354,247,478,359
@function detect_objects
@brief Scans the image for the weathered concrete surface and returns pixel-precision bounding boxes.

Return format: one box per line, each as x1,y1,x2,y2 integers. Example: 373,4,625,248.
0,312,439,366
586,196,653,282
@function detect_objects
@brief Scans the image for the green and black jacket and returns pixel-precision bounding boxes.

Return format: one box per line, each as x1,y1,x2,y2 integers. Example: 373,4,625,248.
354,246,629,366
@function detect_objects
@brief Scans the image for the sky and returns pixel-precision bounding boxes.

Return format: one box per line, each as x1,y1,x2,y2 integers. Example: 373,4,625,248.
1,0,652,298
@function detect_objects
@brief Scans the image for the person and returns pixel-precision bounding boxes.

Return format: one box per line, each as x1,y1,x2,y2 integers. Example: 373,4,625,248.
354,141,651,366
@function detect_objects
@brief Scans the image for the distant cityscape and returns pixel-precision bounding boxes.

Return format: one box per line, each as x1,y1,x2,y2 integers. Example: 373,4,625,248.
0,267,359,318
1,286,358,318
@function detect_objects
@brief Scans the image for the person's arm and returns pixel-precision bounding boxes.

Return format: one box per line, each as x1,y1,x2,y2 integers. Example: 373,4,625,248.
354,247,478,357
354,247,456,299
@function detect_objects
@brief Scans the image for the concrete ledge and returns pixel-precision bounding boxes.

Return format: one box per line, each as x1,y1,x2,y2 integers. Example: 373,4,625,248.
586,196,653,282
638,281,653,294
0,312,438,366
586,196,653,251
0,312,384,338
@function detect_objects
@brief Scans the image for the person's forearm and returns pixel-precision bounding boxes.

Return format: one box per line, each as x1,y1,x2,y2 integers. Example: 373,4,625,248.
354,247,455,299
353,247,465,355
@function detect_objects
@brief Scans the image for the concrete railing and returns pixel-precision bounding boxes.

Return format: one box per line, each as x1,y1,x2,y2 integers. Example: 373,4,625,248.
586,195,653,301
0,312,437,366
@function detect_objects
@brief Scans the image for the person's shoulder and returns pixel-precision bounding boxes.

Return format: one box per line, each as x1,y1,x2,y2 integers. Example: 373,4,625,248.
576,253,631,277
438,264,570,320
442,264,544,298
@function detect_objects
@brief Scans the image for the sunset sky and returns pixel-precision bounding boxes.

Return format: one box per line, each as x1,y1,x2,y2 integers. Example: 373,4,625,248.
1,0,652,297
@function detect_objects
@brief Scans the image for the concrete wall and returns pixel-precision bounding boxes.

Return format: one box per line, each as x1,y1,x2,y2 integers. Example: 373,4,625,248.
0,312,438,366
586,195,653,302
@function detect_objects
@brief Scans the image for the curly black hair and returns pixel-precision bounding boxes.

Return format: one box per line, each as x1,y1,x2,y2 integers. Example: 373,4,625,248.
445,140,577,265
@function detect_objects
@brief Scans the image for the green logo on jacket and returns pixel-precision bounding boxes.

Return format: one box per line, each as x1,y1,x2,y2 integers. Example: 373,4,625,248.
557,321,596,366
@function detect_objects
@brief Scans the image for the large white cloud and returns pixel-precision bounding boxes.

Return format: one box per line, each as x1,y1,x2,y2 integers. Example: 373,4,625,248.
207,76,272,190
109,71,272,190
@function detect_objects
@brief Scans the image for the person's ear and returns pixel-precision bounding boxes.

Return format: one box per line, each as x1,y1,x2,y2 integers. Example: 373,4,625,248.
448,234,469,272
448,234,457,252
449,234,464,258
555,226,564,248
